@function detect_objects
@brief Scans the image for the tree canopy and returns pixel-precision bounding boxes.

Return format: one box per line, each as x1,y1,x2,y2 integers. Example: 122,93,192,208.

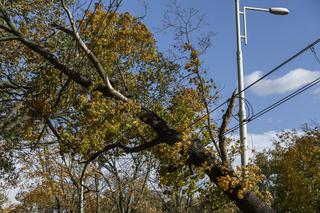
0,1,298,212
255,126,320,212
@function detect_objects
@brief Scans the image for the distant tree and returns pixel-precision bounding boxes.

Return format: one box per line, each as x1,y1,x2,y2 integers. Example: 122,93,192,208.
255,126,320,212
10,148,164,212
0,191,8,211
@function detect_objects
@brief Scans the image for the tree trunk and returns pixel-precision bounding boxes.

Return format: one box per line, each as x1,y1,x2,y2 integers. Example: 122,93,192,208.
188,143,274,213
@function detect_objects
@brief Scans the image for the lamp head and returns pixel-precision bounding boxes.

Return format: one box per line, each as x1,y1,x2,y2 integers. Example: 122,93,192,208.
269,7,289,15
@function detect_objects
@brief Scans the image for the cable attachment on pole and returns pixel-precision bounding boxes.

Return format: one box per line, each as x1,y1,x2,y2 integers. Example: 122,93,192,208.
310,46,320,64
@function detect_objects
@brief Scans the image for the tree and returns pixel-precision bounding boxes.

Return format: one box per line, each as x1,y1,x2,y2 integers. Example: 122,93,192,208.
0,1,273,212
255,126,320,212
0,192,8,211
9,146,165,212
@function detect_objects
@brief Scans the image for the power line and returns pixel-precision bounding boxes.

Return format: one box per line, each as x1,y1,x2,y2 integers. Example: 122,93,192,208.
80,34,320,164
182,38,320,162
225,42,320,135
60,6,320,158
184,38,320,131
232,96,254,122
250,78,320,122
310,46,320,64
242,38,320,93
184,73,320,160
225,75,320,135
85,74,320,163
65,3,320,134
138,44,320,160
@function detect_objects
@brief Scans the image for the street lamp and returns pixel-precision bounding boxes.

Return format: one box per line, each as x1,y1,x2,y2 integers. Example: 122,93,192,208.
242,7,290,45
235,0,289,167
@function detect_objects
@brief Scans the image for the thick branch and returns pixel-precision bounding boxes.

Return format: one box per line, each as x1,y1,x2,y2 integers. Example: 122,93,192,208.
218,90,236,163
61,0,128,102
0,35,19,42
188,142,274,213
0,4,179,139
81,136,168,165
0,24,17,35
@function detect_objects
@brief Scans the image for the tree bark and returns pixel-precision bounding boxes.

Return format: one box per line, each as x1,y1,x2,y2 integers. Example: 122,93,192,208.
188,143,274,213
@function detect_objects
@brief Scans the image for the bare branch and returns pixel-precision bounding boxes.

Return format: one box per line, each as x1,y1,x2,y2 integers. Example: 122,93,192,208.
81,135,167,165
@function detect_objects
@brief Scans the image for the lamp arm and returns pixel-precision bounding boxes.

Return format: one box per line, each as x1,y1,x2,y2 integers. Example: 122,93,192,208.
241,6,277,45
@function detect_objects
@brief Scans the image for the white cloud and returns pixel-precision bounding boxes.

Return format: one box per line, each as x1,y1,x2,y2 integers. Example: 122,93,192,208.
244,68,320,96
247,131,278,152
229,130,278,166
230,130,304,166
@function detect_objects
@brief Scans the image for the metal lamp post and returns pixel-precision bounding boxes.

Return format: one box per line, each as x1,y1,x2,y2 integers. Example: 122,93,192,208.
235,0,289,167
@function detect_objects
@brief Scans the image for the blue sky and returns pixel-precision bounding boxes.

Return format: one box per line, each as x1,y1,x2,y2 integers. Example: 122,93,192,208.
119,0,320,137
